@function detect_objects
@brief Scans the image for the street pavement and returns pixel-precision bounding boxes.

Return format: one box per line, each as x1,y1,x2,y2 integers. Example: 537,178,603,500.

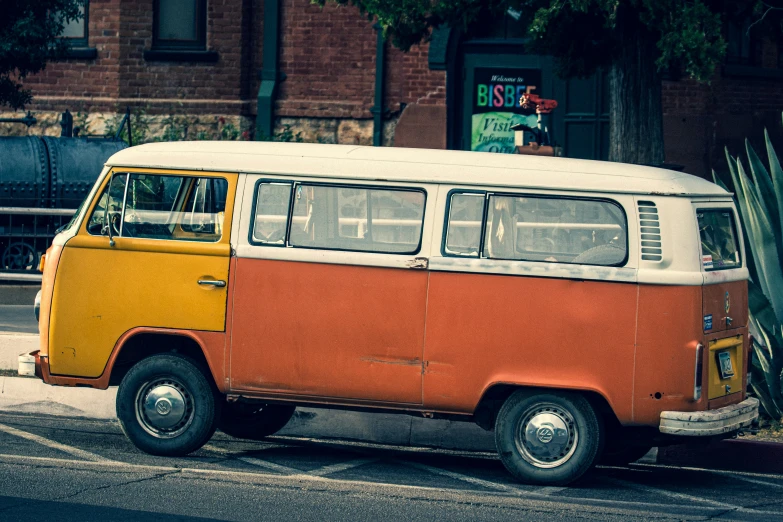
0,305,37,334
2,412,783,521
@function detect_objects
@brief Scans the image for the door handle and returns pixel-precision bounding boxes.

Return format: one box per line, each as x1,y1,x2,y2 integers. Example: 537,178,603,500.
198,279,226,287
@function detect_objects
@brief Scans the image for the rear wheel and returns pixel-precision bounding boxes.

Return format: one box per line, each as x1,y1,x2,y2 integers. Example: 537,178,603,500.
495,390,602,485
218,402,296,440
117,353,221,456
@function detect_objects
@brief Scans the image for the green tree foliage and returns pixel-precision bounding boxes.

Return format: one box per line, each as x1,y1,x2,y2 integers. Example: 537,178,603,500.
0,0,83,109
316,0,747,164
321,0,726,82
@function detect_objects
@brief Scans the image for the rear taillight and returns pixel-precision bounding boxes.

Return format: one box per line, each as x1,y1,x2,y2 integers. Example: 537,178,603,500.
694,343,703,401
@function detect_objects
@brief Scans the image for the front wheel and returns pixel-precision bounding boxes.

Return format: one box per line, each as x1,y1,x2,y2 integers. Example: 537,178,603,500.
495,390,602,486
117,353,221,456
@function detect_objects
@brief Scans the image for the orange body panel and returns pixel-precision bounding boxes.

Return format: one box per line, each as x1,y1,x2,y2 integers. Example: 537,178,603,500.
422,272,638,417
633,285,704,424
230,258,427,404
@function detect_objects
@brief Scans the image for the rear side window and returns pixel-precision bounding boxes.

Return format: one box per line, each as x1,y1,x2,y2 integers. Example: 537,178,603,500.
445,192,628,266
251,182,426,254
697,209,741,271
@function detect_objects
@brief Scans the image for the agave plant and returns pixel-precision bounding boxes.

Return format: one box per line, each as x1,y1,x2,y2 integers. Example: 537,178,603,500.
715,115,783,419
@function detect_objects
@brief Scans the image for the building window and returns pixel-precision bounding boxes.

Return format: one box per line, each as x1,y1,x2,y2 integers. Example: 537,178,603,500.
725,4,758,66
153,0,207,51
60,0,88,48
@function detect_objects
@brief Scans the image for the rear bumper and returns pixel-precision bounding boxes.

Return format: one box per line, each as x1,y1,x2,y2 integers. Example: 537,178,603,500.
659,397,759,436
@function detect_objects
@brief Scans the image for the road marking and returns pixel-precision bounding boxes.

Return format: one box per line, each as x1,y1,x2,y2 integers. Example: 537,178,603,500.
307,458,377,477
237,456,301,475
1,453,775,519
400,460,525,493
634,462,783,486
605,477,771,514
0,422,112,463
202,443,301,475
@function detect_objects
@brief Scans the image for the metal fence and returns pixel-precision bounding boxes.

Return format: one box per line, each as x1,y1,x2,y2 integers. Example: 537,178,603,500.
0,207,76,282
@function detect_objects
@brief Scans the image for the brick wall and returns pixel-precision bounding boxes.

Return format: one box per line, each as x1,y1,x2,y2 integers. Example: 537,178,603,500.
661,38,783,178
22,0,122,112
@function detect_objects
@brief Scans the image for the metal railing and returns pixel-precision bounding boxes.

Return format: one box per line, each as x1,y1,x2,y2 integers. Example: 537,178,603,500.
0,207,77,281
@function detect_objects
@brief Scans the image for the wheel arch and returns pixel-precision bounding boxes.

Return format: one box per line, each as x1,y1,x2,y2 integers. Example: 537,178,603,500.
106,328,226,391
473,382,621,432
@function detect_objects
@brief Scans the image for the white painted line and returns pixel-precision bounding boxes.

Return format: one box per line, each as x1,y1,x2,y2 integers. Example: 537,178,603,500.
237,456,301,475
202,443,301,475
634,462,783,484
307,458,377,477
604,477,769,514
536,486,567,496
0,422,112,463
401,460,523,493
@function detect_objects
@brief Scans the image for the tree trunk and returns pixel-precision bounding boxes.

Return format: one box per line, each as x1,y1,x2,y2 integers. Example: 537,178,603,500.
608,14,665,165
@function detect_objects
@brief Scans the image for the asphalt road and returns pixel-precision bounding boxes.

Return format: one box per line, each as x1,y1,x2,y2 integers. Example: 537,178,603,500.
0,305,37,334
1,412,783,521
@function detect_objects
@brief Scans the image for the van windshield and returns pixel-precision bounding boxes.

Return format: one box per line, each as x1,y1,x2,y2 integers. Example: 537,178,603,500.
697,209,741,271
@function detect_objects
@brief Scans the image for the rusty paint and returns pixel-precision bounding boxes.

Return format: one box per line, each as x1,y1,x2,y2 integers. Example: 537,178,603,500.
360,356,422,366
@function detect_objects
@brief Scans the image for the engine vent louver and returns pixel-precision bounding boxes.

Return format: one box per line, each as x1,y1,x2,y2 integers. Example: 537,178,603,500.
638,200,663,262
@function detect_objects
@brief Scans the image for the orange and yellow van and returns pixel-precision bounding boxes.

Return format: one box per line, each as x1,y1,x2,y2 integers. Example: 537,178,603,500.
30,142,758,485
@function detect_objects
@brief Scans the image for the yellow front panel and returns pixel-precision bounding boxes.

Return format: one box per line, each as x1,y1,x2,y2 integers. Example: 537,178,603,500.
48,169,236,378
707,335,743,400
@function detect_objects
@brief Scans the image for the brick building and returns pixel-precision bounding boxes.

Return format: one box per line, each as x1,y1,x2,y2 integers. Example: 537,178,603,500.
2,0,783,179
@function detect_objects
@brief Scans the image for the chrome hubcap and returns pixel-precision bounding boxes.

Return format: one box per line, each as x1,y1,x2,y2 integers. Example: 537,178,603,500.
135,378,193,439
515,403,578,468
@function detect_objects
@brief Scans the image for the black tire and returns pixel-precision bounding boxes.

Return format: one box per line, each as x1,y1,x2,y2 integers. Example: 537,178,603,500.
600,444,654,466
116,353,221,456
495,390,603,486
218,402,296,440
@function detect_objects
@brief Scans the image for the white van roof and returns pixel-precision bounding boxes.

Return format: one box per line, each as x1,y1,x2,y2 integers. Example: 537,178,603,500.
106,141,728,197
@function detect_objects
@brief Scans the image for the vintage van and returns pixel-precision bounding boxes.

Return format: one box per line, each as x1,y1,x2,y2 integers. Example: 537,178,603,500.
30,142,758,485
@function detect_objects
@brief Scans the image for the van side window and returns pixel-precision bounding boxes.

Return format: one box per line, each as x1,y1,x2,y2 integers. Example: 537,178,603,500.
252,182,292,245
445,193,484,257
484,195,627,266
88,173,228,242
287,184,425,254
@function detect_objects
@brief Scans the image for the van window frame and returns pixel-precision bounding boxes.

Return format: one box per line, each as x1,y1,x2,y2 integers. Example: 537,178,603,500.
442,189,630,268
84,170,230,243
248,179,295,248
696,207,743,272
249,178,428,256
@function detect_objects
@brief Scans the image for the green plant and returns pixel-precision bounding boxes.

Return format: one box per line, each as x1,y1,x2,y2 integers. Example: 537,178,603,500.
103,108,151,145
257,124,303,143
716,114,783,419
